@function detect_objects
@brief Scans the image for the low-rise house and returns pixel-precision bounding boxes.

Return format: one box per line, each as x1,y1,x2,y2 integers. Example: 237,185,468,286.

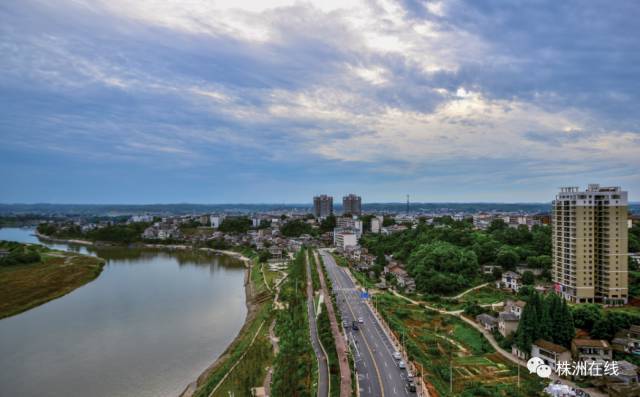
504,300,526,319
498,312,519,337
0,249,10,258
531,339,572,373
476,314,498,331
612,326,640,354
571,339,613,363
496,271,522,292
608,360,639,385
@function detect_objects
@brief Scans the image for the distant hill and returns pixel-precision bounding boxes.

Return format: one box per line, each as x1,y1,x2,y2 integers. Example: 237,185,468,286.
0,202,638,216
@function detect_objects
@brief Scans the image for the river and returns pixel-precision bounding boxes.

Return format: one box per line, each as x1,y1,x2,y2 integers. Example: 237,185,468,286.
0,228,247,397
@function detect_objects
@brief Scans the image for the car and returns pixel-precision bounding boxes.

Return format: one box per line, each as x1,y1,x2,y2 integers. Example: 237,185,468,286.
407,380,416,393
343,320,348,328
398,360,406,369
351,321,359,331
392,351,402,360
358,317,364,324
406,371,414,379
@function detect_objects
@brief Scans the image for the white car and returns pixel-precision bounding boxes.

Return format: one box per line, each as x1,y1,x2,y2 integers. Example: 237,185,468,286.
392,351,402,360
358,317,364,324
398,360,406,369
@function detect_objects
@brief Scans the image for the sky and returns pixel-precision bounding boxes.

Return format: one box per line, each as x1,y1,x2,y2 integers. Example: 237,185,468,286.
1,0,639,204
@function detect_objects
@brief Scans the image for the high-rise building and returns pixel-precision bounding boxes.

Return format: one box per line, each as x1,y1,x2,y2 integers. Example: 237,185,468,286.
342,194,362,215
313,195,333,218
552,184,628,305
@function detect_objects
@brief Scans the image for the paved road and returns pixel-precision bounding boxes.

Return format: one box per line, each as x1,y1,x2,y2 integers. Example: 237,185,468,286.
319,250,412,397
306,254,329,397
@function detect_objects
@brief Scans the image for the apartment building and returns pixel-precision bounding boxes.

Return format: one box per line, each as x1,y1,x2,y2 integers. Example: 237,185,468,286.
342,193,362,215
313,194,333,218
552,184,628,304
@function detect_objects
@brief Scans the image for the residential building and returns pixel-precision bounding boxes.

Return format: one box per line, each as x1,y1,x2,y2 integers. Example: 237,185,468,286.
531,339,572,373
571,339,613,363
504,300,526,318
498,312,519,337
371,217,381,234
342,194,362,215
336,217,363,238
210,215,225,229
334,229,358,251
496,271,522,292
552,184,629,304
612,325,640,353
313,194,333,218
476,314,498,331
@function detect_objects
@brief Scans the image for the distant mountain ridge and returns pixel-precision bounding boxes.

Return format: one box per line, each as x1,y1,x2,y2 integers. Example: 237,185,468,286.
1,202,638,216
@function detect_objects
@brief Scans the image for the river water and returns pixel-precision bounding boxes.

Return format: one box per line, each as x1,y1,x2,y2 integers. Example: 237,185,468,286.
0,228,247,397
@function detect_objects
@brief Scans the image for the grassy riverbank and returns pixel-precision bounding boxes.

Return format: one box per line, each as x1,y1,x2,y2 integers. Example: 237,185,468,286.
0,241,105,319
188,256,276,397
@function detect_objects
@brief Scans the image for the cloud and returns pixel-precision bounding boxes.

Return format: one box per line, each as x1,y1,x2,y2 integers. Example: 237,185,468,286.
0,0,638,202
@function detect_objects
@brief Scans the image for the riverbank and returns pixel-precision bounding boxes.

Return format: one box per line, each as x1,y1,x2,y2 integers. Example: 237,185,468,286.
181,256,275,397
36,232,254,263
0,244,105,319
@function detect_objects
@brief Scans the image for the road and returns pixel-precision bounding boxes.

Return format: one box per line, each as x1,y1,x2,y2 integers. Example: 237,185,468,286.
306,254,330,397
319,250,412,397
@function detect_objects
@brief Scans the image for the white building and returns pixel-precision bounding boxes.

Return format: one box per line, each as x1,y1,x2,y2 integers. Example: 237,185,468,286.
210,215,225,229
371,217,381,234
334,229,358,251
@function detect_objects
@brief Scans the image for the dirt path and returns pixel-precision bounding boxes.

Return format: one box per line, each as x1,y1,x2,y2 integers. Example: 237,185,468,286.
314,250,352,397
444,282,489,300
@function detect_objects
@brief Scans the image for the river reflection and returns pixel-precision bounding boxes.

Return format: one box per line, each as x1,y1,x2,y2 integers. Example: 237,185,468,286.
0,228,247,397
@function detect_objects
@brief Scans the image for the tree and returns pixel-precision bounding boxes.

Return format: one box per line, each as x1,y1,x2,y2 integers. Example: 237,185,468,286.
492,266,502,281
382,216,395,227
571,304,603,331
280,219,314,237
319,214,336,233
522,271,535,285
555,299,575,347
495,246,520,270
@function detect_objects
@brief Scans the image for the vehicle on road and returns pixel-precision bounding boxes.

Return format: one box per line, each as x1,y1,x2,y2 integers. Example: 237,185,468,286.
351,321,359,331
358,317,364,324
398,360,406,369
407,380,416,393
393,351,402,360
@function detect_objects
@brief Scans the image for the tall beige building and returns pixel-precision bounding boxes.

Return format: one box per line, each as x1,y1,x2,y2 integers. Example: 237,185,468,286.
552,184,628,304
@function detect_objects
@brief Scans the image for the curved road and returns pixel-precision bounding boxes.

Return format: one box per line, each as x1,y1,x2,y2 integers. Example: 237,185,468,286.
319,250,412,397
306,254,330,397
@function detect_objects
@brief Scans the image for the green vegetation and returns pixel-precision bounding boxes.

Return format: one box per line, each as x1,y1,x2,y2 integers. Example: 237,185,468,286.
361,217,552,296
271,250,316,397
281,219,315,237
308,250,320,291
514,292,574,352
0,240,41,266
317,301,339,397
194,258,275,397
0,241,104,318
571,303,640,340
38,222,151,244
219,217,252,234
319,215,336,233
376,293,543,396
